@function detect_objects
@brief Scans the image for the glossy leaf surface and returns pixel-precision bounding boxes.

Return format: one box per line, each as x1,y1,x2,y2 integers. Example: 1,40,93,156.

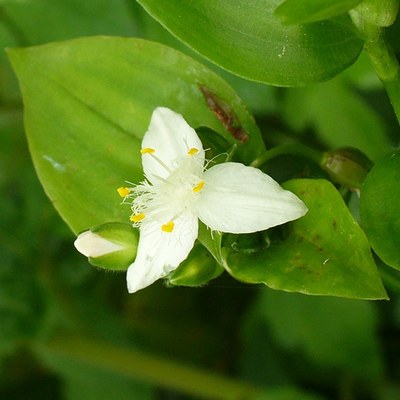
8,37,264,234
138,0,363,86
223,179,387,300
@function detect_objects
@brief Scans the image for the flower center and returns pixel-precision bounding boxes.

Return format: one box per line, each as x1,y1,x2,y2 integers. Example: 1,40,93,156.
119,146,205,233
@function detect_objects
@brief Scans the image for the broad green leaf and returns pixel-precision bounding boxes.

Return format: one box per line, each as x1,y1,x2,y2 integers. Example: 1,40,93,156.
137,0,363,86
360,150,400,270
275,0,363,25
261,290,383,378
135,3,279,115
8,37,264,234
283,79,393,160
223,179,387,300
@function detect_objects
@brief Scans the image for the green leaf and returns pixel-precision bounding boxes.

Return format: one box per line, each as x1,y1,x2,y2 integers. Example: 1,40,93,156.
137,0,363,86
223,179,387,300
360,150,400,270
7,37,264,234
275,0,363,25
260,290,383,378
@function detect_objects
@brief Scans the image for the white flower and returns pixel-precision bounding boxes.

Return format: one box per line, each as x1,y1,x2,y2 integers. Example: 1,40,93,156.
119,107,307,293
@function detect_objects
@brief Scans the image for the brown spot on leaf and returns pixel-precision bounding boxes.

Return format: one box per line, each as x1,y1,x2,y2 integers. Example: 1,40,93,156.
199,84,249,143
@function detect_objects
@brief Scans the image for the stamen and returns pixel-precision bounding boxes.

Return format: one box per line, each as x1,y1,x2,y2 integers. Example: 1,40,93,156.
192,181,205,193
117,187,130,197
187,148,199,156
141,147,155,154
130,213,145,223
161,221,175,233
141,150,171,174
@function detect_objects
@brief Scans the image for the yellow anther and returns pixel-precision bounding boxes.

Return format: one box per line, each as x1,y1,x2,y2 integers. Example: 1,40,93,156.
141,147,155,154
161,221,175,233
187,148,199,156
130,213,145,223
192,181,205,193
117,187,130,197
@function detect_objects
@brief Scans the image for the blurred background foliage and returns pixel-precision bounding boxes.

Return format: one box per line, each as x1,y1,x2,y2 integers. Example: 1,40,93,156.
1,1,400,399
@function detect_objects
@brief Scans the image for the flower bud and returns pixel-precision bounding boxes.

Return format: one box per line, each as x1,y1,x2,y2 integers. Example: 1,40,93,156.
321,147,373,189
74,222,138,271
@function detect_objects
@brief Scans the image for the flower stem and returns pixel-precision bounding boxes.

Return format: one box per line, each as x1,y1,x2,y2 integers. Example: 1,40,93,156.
250,143,323,169
350,3,400,126
36,335,264,399
363,30,400,125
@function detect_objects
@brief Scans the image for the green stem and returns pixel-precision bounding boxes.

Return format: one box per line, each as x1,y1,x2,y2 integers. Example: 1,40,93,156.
251,143,323,169
364,30,400,125
350,5,400,126
36,335,264,399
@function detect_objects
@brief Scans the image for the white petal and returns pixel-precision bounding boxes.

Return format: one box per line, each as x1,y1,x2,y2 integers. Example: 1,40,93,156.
195,163,307,234
74,231,124,257
142,107,205,183
126,212,198,293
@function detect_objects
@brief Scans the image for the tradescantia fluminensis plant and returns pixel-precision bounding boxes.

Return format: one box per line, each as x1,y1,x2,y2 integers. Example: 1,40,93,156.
7,0,400,300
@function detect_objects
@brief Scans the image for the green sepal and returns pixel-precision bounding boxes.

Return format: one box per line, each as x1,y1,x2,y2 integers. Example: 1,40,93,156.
166,244,224,287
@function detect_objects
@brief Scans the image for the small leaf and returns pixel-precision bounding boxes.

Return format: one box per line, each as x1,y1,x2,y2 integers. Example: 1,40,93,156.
223,179,387,300
275,0,363,25
360,150,400,270
7,37,264,234
137,0,363,86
